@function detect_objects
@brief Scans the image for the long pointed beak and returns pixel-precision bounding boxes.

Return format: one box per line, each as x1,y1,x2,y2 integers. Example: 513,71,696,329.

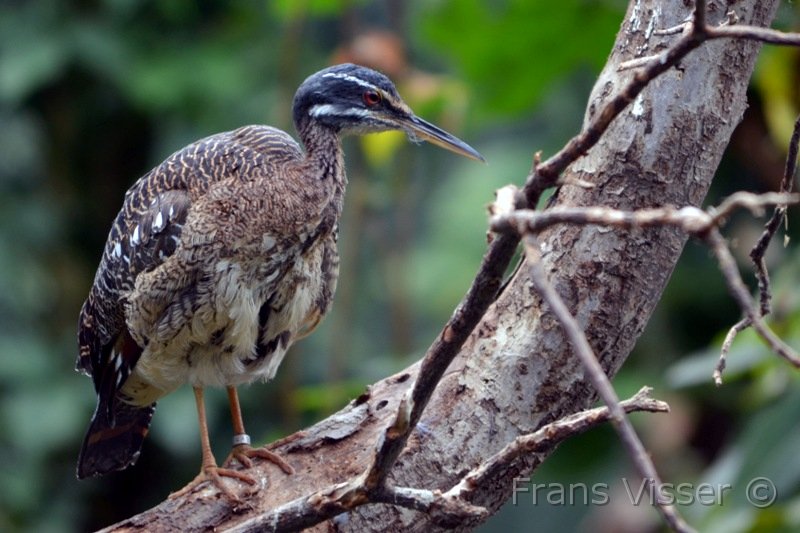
398,114,485,163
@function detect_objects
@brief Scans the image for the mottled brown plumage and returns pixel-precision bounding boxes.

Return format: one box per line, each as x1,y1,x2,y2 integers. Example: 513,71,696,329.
76,63,483,499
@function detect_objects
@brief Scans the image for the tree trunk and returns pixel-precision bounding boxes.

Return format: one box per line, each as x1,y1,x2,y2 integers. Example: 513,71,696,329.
102,1,779,531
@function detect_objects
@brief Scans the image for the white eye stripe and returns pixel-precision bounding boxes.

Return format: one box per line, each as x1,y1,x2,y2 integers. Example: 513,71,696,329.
321,71,381,92
309,104,372,119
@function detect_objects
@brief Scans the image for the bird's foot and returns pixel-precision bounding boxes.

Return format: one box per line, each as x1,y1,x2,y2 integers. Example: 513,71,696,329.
169,464,258,503
225,439,295,476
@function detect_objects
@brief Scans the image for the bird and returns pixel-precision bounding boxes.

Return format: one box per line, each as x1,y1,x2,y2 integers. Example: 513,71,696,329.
75,62,484,500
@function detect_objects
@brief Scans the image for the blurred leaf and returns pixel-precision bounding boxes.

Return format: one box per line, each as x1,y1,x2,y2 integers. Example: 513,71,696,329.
361,131,407,166
2,381,87,455
665,331,771,389
0,4,70,105
409,143,525,318
270,0,359,20
419,0,622,118
0,335,52,382
291,380,366,416
150,388,202,457
753,46,800,152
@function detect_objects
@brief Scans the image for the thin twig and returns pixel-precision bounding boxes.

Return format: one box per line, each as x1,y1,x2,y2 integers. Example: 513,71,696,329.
712,115,800,381
750,116,800,314
620,7,800,71
444,386,669,502
703,228,800,368
708,23,800,45
523,236,694,533
490,192,800,236
490,193,800,371
528,28,704,202
693,0,707,33
714,318,750,386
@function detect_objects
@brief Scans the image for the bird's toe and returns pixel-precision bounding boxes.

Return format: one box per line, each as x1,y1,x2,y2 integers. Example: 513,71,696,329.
226,444,295,475
169,465,260,503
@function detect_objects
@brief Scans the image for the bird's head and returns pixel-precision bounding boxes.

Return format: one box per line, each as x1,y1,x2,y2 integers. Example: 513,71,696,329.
292,63,484,162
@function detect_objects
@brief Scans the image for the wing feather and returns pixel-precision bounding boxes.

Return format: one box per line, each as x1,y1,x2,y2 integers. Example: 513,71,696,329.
76,125,301,477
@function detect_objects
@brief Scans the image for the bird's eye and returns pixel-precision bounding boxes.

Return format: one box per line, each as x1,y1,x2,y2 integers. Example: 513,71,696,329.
362,90,382,107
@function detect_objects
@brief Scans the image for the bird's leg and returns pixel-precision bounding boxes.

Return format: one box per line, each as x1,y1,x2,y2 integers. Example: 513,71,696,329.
224,386,294,475
169,387,257,502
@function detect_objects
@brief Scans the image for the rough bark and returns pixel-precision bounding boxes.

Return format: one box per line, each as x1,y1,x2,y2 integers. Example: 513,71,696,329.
100,1,779,531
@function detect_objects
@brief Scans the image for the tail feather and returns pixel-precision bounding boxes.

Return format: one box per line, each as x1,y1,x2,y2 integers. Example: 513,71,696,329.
77,400,156,479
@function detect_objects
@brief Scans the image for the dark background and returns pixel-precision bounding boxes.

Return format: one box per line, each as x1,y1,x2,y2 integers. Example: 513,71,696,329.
1,1,799,531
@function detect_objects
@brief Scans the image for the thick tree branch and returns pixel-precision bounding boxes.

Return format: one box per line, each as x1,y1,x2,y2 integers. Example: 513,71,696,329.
222,389,669,532
523,235,692,532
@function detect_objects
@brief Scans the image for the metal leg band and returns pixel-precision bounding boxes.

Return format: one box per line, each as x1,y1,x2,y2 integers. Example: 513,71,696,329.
232,433,251,447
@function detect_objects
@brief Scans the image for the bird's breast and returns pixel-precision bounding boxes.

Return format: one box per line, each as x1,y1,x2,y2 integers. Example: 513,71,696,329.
125,231,339,397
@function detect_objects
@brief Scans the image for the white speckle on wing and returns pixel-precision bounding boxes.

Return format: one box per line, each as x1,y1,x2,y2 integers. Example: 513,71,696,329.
112,242,122,259
215,259,230,272
262,235,276,250
153,212,164,232
131,225,141,246
264,269,280,284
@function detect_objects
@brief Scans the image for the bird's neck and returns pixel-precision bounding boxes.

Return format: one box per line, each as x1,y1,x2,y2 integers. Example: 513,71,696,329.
292,121,347,238
297,122,347,186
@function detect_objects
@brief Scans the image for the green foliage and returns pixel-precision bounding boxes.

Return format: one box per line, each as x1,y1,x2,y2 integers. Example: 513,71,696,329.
419,0,622,117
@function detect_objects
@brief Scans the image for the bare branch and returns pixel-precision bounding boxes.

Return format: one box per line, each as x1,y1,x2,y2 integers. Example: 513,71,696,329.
714,318,751,386
490,192,800,376
703,228,800,368
693,0,707,32
713,115,800,381
522,235,694,533
225,389,670,533
407,7,800,496
490,192,800,236
445,387,669,504
708,23,800,46
750,115,800,314
620,4,800,72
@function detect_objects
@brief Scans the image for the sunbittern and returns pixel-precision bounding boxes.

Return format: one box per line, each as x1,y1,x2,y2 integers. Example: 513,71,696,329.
76,63,484,500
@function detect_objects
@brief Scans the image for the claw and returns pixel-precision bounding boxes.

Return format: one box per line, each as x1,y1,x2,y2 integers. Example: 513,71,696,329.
169,464,259,502
226,443,295,475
